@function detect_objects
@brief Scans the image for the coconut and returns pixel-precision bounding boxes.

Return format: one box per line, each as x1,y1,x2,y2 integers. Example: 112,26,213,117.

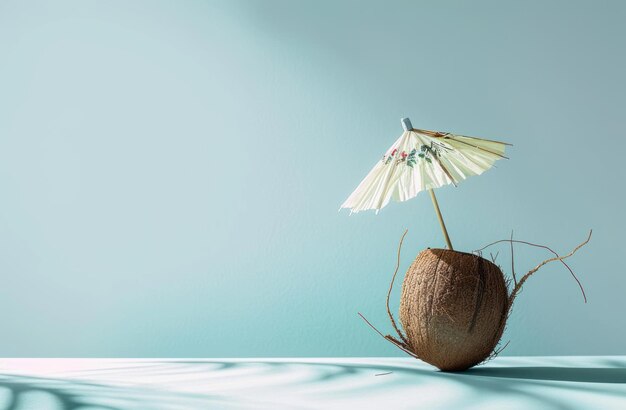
399,248,508,372
359,232,591,372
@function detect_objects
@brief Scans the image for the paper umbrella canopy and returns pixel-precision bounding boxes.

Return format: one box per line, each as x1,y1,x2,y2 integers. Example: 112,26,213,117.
341,118,510,250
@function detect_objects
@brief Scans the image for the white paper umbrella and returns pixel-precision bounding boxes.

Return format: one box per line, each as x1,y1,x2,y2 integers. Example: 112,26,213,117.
341,118,509,249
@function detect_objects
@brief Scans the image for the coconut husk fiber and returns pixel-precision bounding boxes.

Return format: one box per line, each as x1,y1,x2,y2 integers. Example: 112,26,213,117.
359,230,592,373
399,249,508,371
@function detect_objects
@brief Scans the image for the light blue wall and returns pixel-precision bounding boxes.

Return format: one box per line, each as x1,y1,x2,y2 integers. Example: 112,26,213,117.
1,0,624,357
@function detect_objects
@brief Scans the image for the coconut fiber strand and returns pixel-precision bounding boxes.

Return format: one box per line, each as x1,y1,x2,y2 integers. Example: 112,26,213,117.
399,248,508,371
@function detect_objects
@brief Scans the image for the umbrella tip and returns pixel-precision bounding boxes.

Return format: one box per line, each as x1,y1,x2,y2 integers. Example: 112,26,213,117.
400,117,413,131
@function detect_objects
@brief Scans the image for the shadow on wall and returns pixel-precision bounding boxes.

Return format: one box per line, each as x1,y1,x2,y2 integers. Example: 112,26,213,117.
0,360,625,409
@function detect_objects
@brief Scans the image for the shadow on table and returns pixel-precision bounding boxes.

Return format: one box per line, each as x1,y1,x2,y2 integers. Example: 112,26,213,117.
0,360,625,409
466,366,626,384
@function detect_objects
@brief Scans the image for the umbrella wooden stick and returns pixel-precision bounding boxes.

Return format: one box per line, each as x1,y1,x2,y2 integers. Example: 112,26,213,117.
402,118,454,250
428,189,453,250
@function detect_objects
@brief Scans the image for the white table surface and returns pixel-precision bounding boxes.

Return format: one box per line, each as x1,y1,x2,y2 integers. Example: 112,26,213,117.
0,357,624,409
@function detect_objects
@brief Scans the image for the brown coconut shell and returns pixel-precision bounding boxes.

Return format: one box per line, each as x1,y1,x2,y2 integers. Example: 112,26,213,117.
399,248,508,371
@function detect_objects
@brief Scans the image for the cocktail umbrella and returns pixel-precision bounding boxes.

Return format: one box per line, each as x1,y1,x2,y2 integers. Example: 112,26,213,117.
341,118,509,249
